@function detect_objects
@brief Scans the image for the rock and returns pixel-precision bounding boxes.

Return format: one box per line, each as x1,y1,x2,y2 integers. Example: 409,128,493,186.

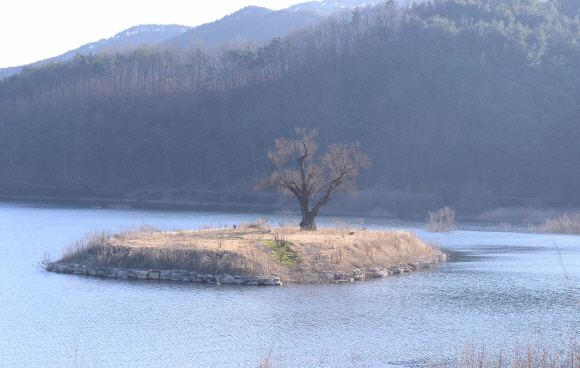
135,270,149,279
73,268,83,275
170,273,183,281
370,268,380,272
182,278,190,282
353,275,365,281
245,281,258,285
275,281,282,286
117,271,127,278
222,276,236,284
180,270,188,274
149,272,160,280
215,275,224,284
203,274,215,283
264,278,276,286
421,262,431,268
256,277,269,285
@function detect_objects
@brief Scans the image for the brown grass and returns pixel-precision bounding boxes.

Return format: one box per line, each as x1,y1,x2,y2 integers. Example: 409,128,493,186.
538,212,580,235
56,221,439,283
430,337,580,368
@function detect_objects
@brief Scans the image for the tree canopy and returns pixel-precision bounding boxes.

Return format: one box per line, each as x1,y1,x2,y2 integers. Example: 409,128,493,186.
260,128,370,230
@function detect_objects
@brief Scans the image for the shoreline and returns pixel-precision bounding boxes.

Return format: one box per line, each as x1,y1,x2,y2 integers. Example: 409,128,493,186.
4,180,575,222
43,251,447,286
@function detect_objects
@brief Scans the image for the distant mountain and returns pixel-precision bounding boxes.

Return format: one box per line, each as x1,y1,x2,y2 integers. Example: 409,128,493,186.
0,24,189,79
0,0,373,79
287,0,380,15
164,1,379,48
164,6,326,48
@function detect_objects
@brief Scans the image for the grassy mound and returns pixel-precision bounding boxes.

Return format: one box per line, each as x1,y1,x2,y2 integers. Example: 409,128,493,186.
55,222,441,283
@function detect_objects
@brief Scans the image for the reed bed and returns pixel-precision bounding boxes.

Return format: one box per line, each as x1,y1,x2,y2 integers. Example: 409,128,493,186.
55,220,439,283
538,212,580,235
430,337,580,368
254,337,580,368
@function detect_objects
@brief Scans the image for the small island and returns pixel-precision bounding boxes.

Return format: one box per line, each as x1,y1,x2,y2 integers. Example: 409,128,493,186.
43,221,446,285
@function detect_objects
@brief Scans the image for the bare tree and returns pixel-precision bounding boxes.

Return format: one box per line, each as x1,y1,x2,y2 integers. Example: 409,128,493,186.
259,128,371,230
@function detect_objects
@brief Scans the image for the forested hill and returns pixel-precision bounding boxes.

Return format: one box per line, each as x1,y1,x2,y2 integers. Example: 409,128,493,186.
1,0,579,214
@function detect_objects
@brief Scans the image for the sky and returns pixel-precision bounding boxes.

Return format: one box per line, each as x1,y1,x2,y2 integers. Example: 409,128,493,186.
0,0,310,69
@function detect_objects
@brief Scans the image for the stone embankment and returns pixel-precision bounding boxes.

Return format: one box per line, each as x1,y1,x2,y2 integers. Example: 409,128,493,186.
43,263,283,286
42,252,446,285
325,252,447,283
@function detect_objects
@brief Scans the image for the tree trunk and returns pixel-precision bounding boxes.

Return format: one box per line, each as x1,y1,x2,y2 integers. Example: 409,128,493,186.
300,214,317,231
298,195,317,230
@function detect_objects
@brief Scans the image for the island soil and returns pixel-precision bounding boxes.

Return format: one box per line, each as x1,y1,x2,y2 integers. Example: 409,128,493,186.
56,223,442,283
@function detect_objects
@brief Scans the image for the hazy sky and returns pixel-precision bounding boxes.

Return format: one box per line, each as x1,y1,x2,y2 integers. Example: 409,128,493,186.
0,0,309,69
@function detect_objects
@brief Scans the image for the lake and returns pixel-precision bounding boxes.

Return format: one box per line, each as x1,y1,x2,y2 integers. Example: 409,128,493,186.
0,200,579,367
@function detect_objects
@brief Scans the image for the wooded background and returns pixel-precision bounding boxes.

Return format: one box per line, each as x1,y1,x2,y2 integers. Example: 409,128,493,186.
1,0,579,215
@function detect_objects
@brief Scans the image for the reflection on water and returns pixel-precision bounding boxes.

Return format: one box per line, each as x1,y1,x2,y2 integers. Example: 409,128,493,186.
0,201,579,367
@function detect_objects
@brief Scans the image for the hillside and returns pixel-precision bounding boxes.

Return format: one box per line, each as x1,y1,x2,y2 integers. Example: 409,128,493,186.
1,0,579,217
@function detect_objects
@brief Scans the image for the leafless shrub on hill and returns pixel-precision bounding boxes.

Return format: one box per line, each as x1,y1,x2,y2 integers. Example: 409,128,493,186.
426,206,455,232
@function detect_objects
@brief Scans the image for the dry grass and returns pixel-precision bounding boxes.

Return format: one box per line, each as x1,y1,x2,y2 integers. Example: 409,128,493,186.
56,221,439,283
430,337,580,368
426,206,455,232
538,212,580,235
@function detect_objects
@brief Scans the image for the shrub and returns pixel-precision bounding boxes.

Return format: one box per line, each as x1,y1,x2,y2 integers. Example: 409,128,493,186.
426,206,455,232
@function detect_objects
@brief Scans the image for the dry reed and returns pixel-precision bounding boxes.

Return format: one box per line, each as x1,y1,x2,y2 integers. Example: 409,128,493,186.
538,212,580,235
426,206,455,232
430,337,580,368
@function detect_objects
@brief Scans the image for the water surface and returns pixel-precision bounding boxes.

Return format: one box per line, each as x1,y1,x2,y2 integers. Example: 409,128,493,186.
0,201,578,367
